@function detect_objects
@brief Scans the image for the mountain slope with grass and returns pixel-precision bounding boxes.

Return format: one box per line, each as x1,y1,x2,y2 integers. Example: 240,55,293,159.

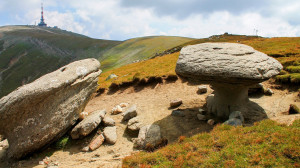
99,36,194,71
0,26,193,98
0,25,121,98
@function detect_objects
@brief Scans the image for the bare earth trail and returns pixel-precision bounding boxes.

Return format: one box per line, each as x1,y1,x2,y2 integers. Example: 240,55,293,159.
0,79,299,168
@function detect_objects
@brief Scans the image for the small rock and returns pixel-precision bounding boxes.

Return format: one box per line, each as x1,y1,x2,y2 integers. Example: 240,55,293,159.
107,149,115,154
119,103,129,108
103,117,115,126
105,74,118,81
103,126,117,145
111,105,123,115
207,119,215,125
170,99,182,107
199,108,205,114
0,139,8,148
127,117,143,133
224,118,243,126
197,85,208,94
197,114,206,121
89,134,105,151
264,88,274,96
289,104,299,114
81,146,89,152
39,161,45,165
229,111,244,123
171,110,185,117
133,124,161,149
122,105,137,121
70,110,105,139
79,111,88,120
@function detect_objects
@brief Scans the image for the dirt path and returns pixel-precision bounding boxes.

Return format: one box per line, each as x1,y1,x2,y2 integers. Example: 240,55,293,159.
0,79,299,168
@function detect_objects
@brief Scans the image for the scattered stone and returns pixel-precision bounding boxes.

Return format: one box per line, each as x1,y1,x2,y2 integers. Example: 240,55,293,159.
81,146,90,152
111,105,123,115
224,118,243,126
197,114,206,121
107,149,115,154
175,43,282,119
89,134,105,151
70,110,106,139
197,85,208,94
119,103,129,108
79,111,88,121
105,74,118,81
103,117,116,126
103,126,117,145
207,119,215,125
122,104,137,121
171,110,185,117
199,108,205,114
0,139,8,148
133,124,161,149
127,117,143,133
229,111,244,123
289,104,300,114
0,58,101,159
170,99,182,107
264,88,274,96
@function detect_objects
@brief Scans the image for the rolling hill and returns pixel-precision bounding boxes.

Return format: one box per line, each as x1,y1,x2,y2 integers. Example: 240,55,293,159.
0,26,194,98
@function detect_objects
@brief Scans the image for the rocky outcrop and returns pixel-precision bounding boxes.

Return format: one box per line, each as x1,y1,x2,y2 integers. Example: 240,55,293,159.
0,58,101,159
176,43,282,119
70,110,106,139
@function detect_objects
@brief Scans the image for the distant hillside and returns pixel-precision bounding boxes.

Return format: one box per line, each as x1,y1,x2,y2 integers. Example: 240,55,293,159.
99,36,194,71
0,26,194,98
0,25,121,98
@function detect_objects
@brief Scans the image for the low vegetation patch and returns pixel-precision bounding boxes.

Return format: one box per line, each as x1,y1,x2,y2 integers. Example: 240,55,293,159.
123,119,300,168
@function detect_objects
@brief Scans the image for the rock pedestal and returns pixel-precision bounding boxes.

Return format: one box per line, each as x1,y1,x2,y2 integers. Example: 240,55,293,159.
0,58,101,159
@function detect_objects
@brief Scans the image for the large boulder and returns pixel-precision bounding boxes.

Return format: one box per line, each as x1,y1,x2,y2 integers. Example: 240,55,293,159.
133,124,161,149
176,43,282,119
0,58,101,159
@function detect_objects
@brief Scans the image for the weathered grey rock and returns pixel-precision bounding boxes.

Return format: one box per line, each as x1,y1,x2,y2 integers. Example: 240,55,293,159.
70,110,106,139
229,111,244,123
111,105,122,115
127,117,142,133
171,110,185,117
133,124,161,149
264,88,274,96
122,104,137,121
89,134,105,151
224,118,243,126
197,85,208,94
176,43,282,119
197,114,206,121
0,58,101,159
103,126,117,144
170,99,182,107
103,117,115,126
81,146,90,152
105,74,118,81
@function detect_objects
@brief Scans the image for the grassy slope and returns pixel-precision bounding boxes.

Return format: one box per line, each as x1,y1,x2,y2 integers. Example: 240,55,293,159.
99,36,194,71
98,35,300,89
0,25,121,98
123,119,300,168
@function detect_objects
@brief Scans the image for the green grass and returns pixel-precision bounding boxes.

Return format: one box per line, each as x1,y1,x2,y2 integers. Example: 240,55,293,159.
54,135,70,149
123,119,300,168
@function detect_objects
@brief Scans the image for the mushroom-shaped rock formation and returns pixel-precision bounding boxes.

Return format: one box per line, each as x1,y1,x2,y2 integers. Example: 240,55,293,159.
0,58,101,159
176,43,282,119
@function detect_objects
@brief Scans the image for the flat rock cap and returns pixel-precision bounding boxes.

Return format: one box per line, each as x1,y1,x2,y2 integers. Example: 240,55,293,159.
175,42,283,84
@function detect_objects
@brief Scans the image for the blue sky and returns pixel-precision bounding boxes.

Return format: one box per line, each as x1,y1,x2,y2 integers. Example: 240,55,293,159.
0,0,299,40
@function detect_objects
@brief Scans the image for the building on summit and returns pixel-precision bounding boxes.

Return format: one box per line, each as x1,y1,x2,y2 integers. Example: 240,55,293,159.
38,3,47,27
